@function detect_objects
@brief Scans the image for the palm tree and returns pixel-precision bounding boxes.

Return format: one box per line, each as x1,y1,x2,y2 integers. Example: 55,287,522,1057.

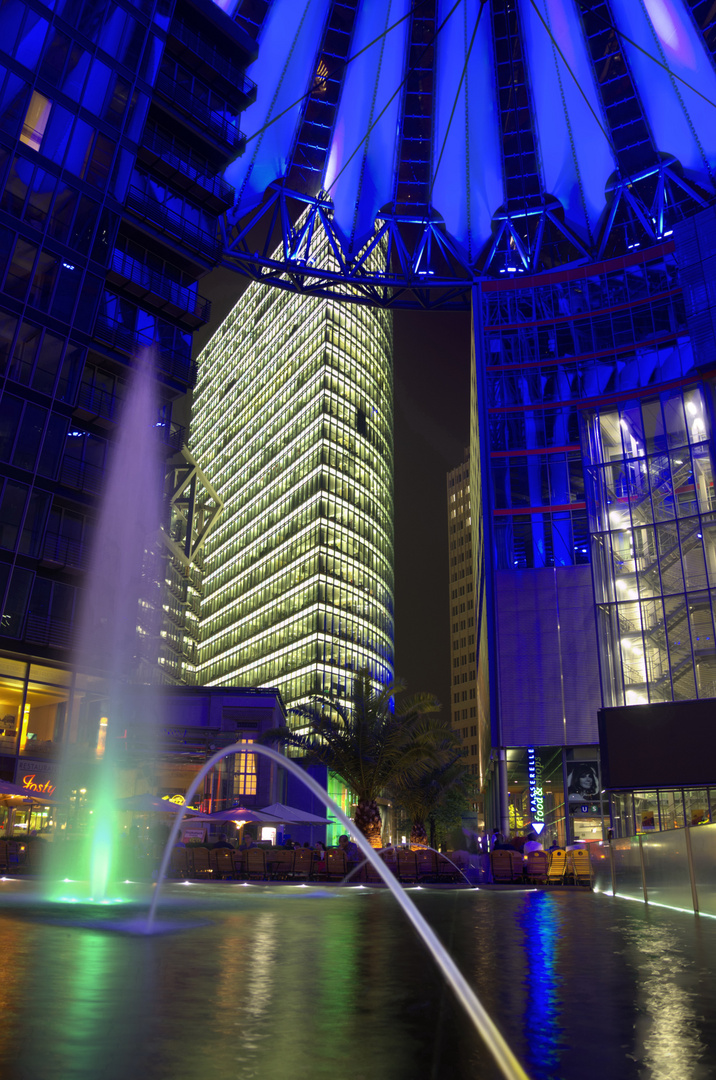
263,670,454,847
391,751,471,848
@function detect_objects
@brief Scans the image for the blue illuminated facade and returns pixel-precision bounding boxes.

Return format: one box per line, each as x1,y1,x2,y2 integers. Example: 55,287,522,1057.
3,0,716,834
0,0,255,783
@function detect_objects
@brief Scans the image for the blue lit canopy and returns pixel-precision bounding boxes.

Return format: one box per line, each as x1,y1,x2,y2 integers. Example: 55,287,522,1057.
221,0,716,307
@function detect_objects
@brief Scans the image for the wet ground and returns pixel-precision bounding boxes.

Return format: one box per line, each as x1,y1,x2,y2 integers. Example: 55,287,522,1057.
1,881,715,1080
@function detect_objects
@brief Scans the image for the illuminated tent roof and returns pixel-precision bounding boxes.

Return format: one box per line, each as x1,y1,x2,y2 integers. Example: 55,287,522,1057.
220,0,716,307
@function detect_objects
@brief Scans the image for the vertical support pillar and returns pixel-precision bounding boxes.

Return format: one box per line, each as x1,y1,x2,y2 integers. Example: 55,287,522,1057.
498,749,509,839
562,750,572,846
609,839,617,897
471,281,502,839
639,834,648,903
685,825,699,915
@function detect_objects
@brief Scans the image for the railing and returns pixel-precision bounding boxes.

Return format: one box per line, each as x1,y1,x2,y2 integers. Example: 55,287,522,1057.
170,18,256,99
142,125,234,204
155,70,244,148
110,249,211,324
42,532,89,570
593,824,716,917
25,614,73,649
125,186,221,263
75,382,119,422
94,315,197,388
59,456,104,495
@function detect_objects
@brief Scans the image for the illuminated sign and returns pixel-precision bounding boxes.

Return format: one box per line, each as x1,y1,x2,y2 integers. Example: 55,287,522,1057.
21,774,56,798
527,747,545,834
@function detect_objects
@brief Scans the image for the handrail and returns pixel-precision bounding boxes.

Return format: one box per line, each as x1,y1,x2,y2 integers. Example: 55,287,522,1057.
111,249,211,323
125,186,221,262
155,70,244,147
94,315,197,387
170,18,256,98
142,126,233,203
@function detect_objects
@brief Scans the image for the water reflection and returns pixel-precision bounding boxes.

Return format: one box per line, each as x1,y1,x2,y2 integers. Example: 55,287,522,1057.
3,888,716,1080
519,895,561,1076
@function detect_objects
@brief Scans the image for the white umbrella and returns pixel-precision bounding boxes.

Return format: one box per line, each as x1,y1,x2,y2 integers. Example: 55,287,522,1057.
259,801,331,825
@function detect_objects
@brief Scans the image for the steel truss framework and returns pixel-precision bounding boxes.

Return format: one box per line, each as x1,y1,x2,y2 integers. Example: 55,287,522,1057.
220,0,716,309
220,160,711,310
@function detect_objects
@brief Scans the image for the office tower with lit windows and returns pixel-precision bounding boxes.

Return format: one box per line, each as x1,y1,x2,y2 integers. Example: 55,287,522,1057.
191,228,394,711
446,452,482,780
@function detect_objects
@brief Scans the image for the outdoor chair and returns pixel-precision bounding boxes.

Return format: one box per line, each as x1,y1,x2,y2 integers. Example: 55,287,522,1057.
567,849,592,887
325,849,348,881
245,847,267,880
547,850,566,884
292,849,312,879
524,850,550,884
490,850,520,883
416,848,438,883
437,854,462,883
0,840,8,874
268,850,295,880
213,848,235,879
233,851,246,879
379,848,398,877
169,847,188,878
397,850,418,883
188,846,212,877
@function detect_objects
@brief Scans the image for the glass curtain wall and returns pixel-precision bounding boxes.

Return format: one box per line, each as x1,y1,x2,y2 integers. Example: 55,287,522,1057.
583,383,716,705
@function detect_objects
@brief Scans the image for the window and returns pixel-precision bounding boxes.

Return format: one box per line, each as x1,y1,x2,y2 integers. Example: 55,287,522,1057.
235,740,256,796
20,92,51,152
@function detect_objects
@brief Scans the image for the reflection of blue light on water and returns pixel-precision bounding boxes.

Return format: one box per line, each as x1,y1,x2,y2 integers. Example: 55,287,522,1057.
520,896,561,1075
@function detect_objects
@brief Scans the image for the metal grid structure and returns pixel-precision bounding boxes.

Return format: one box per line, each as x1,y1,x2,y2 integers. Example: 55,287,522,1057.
220,0,716,309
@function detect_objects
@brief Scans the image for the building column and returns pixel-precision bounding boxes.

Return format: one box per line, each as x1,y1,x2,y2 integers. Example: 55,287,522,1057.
498,748,509,838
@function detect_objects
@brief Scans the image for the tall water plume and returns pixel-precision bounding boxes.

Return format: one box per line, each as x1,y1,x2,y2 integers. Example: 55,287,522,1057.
46,349,165,900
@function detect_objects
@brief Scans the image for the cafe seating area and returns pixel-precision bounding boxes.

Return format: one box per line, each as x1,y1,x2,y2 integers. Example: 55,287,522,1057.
169,845,466,885
490,848,591,886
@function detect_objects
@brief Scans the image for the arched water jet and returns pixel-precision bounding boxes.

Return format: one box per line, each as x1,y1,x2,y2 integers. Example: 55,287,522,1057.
147,742,530,1080
339,843,475,888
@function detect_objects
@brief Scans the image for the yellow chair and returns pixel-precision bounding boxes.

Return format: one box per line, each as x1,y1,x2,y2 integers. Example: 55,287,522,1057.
567,849,592,887
524,850,549,883
547,850,567,883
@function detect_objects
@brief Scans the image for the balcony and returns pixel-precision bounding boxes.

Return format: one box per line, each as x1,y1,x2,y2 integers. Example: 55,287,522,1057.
167,18,256,106
139,126,234,211
155,70,245,150
25,615,73,650
73,382,120,426
94,315,197,389
41,532,89,572
59,456,104,496
125,186,221,264
108,249,211,329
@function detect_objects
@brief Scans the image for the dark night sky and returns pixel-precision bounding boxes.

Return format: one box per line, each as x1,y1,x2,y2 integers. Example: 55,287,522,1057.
193,272,472,715
392,309,471,712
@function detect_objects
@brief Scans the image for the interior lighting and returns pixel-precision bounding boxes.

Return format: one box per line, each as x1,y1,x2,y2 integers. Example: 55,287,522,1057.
687,402,697,416
616,580,628,590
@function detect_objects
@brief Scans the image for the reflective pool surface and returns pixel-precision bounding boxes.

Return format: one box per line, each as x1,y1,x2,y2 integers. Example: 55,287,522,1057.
2,883,716,1080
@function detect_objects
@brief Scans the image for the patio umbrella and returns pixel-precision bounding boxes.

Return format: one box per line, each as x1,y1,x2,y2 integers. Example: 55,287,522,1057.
112,793,209,815
0,779,56,804
259,802,331,825
205,808,283,823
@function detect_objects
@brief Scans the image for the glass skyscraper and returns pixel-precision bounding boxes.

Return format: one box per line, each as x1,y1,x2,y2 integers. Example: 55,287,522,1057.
0,0,254,789
191,227,394,711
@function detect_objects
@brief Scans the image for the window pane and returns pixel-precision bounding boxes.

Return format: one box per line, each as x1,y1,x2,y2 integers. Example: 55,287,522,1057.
19,91,51,151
